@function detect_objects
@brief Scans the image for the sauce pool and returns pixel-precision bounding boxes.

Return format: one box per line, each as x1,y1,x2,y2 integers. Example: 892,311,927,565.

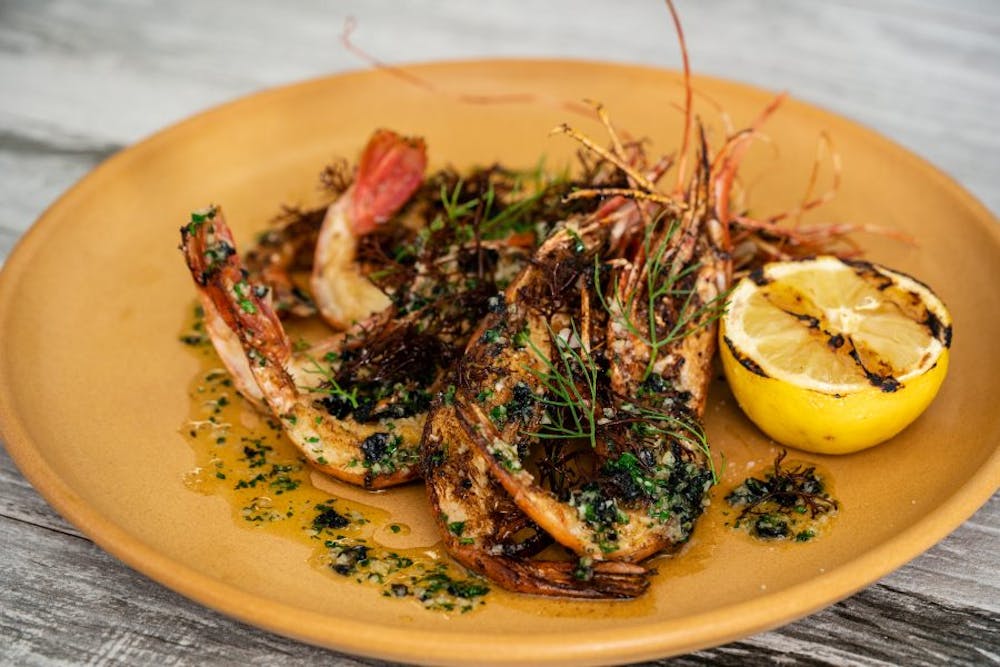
179,307,490,613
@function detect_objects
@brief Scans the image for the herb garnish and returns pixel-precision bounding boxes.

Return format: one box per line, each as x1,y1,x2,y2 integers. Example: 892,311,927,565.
725,450,838,541
595,213,730,380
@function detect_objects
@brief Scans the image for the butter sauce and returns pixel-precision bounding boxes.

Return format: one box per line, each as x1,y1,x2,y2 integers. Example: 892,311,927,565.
179,306,823,619
179,306,490,613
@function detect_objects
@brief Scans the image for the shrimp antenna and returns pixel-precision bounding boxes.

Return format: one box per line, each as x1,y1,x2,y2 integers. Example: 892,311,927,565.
340,17,588,114
340,17,436,93
551,123,659,194
665,0,693,195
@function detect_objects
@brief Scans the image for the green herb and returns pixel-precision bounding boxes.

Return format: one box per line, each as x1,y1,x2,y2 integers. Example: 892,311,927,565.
568,483,627,552
440,179,480,223
566,227,586,254
480,185,548,240
233,280,258,314
512,324,531,349
480,327,502,344
410,566,490,611
525,320,599,449
179,304,210,346
489,404,508,425
726,451,838,542
301,353,359,409
573,556,594,581
594,213,731,380
358,432,418,474
186,205,217,234
618,401,717,484
269,473,300,494
241,439,272,468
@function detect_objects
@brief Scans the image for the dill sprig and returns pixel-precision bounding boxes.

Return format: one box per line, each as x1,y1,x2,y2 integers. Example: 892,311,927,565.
595,214,730,379
301,352,359,409
613,402,717,483
524,320,599,450
439,179,480,223
438,168,557,241
480,188,545,238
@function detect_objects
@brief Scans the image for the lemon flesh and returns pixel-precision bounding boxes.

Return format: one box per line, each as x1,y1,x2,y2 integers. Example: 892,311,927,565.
720,256,952,454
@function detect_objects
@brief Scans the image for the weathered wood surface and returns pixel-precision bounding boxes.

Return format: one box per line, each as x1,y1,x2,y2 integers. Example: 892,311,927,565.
1,1,998,664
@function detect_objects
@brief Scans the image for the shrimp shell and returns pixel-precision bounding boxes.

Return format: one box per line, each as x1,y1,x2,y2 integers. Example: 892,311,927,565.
181,207,422,488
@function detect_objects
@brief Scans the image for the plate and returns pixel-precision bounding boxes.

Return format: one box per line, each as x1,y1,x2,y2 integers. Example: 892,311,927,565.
1,60,998,666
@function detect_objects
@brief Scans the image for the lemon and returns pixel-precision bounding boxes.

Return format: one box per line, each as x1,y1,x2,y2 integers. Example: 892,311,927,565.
719,255,952,454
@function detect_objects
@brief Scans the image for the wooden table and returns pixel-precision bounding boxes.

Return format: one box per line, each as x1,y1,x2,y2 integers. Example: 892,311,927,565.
2,1,997,663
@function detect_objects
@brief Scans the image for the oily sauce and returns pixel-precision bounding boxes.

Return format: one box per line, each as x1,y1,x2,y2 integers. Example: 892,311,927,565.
179,307,490,613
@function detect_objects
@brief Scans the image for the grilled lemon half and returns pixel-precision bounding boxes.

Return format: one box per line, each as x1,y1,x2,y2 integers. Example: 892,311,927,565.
720,256,952,454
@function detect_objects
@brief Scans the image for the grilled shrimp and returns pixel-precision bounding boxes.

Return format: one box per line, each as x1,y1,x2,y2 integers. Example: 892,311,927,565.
181,151,606,488
182,207,424,488
453,219,714,563
311,129,427,328
236,130,426,324
423,396,650,599
423,205,656,598
424,120,729,599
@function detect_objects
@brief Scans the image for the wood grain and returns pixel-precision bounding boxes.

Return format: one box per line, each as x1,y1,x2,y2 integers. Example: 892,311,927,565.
1,0,998,664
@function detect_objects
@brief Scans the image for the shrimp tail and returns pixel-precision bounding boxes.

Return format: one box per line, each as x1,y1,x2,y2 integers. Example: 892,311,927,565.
180,205,292,408
181,206,423,489
312,129,428,328
350,128,428,235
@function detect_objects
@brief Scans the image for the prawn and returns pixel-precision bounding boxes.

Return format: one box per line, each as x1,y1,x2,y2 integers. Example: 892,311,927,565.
235,130,428,327
421,98,741,598
423,394,650,599
181,206,423,488
178,129,431,417
422,130,697,595
450,198,722,562
311,129,427,329
422,215,656,598
180,145,611,488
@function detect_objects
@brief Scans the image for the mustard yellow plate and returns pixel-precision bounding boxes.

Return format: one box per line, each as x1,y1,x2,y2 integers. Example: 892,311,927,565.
1,61,998,665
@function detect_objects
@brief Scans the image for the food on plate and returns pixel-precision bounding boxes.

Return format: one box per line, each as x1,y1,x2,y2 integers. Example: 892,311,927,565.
422,109,734,596
309,129,428,329
178,92,886,599
183,204,424,488
720,255,952,454
178,3,945,601
180,129,612,488
179,105,749,595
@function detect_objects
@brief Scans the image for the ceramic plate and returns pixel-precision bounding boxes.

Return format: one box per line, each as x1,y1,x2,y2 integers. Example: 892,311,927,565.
1,61,998,665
